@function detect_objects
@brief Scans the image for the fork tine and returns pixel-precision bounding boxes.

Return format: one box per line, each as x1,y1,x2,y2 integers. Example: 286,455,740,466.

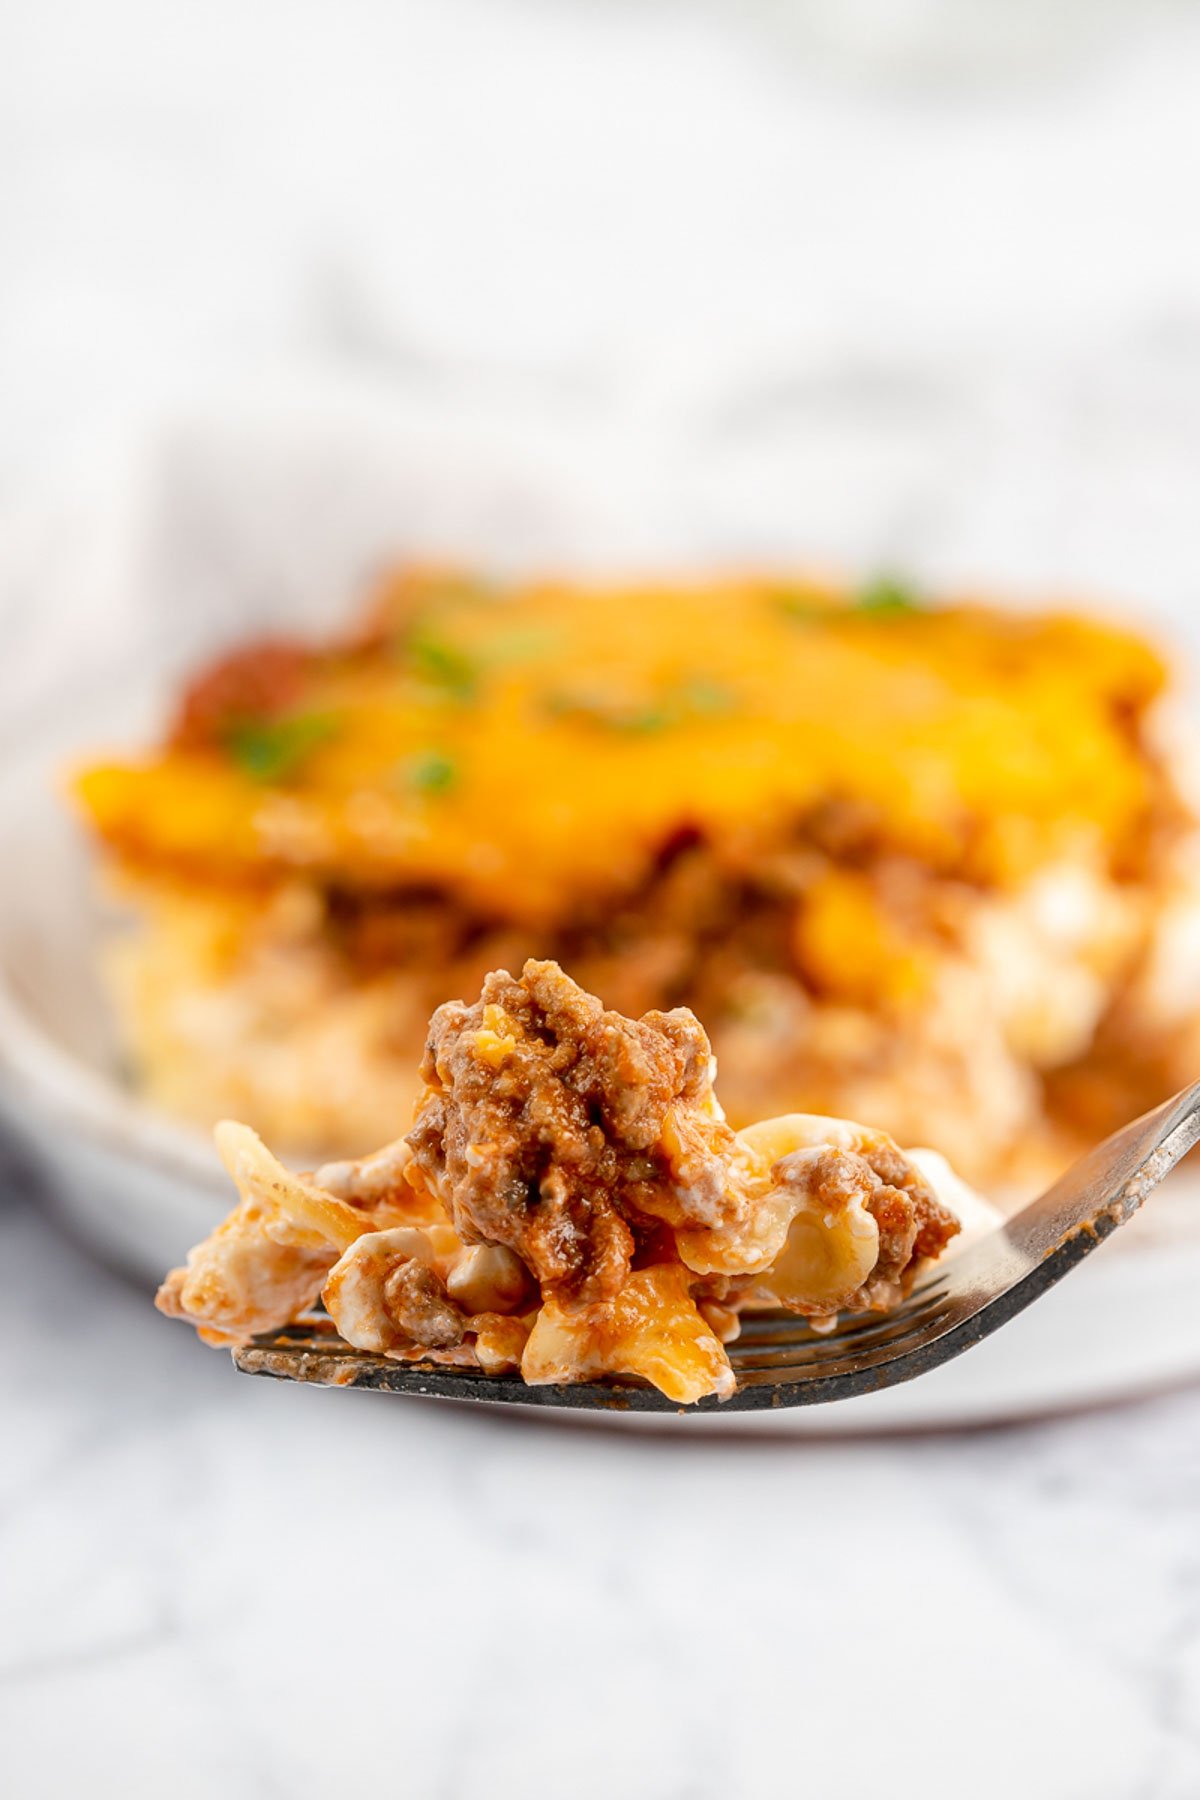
1006,1078,1200,1262
778,1079,1200,1402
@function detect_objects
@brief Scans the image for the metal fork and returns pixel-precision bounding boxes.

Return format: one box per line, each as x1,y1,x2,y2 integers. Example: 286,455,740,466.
234,1083,1200,1413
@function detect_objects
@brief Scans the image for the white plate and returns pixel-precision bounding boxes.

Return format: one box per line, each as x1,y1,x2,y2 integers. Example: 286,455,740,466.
2,699,1200,1436
2,393,1199,1433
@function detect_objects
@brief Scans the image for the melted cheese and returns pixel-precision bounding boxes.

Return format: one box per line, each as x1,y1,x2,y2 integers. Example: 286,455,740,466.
77,572,1167,925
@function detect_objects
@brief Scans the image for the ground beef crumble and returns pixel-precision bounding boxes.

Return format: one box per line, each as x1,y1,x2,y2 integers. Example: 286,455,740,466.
404,958,958,1318
405,959,737,1306
795,1143,957,1313
383,1259,466,1348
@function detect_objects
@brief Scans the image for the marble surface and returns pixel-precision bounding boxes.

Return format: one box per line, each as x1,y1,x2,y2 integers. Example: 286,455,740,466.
6,1,1200,1794
7,1161,1200,1800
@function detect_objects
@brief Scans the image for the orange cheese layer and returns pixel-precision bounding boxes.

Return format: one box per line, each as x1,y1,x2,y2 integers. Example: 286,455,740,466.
75,572,1168,925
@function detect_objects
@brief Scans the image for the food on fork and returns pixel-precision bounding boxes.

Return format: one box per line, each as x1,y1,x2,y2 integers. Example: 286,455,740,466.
77,568,1200,1192
158,960,966,1403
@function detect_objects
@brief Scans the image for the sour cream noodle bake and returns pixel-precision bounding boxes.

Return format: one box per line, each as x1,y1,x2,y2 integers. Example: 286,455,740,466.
157,960,981,1403
76,568,1200,1194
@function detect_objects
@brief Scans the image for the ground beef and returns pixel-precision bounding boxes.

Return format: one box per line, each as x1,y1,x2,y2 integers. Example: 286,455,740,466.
835,1143,958,1310
383,1259,465,1348
405,959,735,1307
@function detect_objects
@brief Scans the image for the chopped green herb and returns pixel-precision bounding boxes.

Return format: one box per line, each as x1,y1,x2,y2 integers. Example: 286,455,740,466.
775,577,924,623
406,626,482,702
404,749,460,795
856,575,923,616
224,711,340,783
675,677,736,717
544,690,671,734
403,612,562,706
545,676,737,735
617,704,674,735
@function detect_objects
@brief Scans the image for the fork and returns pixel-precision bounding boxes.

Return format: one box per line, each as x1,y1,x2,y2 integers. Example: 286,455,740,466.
233,1082,1200,1413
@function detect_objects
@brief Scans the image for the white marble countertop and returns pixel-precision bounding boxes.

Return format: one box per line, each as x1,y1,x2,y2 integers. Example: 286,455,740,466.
6,2,1200,1793
7,1163,1200,1800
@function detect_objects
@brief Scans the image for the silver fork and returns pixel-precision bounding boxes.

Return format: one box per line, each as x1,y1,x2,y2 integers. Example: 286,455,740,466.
233,1083,1200,1413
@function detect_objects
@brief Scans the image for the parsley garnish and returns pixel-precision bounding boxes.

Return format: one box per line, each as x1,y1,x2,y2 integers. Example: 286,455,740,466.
855,575,923,615
406,626,482,702
224,711,340,782
404,749,460,795
545,677,736,735
676,677,736,717
403,618,558,705
775,576,925,623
